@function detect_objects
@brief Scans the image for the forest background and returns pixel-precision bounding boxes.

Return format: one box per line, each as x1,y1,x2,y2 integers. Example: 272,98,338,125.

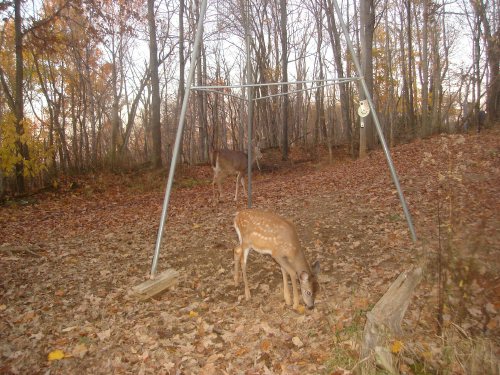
1,0,499,373
0,0,498,195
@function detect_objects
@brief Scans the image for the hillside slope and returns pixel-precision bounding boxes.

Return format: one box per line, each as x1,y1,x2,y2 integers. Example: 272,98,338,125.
1,129,498,374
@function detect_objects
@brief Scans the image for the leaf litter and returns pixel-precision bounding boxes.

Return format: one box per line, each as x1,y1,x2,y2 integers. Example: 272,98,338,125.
1,129,499,374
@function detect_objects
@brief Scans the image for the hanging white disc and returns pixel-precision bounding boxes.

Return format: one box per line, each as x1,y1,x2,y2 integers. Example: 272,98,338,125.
358,100,370,118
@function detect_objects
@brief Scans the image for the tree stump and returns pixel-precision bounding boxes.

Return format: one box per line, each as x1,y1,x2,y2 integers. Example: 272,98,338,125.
360,266,423,374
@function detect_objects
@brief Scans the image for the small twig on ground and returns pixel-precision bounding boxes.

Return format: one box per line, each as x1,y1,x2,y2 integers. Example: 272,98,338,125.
0,246,44,258
350,355,371,372
451,322,471,339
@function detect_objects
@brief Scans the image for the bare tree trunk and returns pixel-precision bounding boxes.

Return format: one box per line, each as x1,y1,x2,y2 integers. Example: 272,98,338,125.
197,44,208,162
324,0,352,156
215,61,225,148
383,6,395,147
120,73,149,156
281,0,289,160
313,0,325,153
110,29,121,170
71,87,79,171
359,0,375,157
470,0,500,124
397,3,413,141
315,63,326,153
177,0,186,163
32,56,71,173
430,7,442,134
473,12,482,131
85,45,98,166
405,0,416,135
148,0,162,168
421,0,430,137
14,0,26,192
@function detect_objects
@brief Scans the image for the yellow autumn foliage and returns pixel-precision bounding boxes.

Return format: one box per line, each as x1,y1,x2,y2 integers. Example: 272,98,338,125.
0,113,53,177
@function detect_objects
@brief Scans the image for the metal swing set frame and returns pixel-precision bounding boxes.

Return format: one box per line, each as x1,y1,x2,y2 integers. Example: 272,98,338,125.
132,0,417,299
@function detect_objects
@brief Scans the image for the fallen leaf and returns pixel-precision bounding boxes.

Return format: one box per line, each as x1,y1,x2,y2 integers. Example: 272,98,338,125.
61,326,78,333
260,322,278,335
19,311,36,323
72,343,88,358
97,328,111,341
162,362,175,371
467,307,482,318
292,336,303,348
486,317,498,330
260,339,272,352
330,368,353,375
235,347,248,356
199,362,216,375
48,349,66,361
295,305,306,314
391,340,403,354
30,332,44,340
485,303,497,315
206,353,223,363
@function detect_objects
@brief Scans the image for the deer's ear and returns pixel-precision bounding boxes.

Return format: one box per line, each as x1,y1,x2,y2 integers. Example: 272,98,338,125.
312,260,320,275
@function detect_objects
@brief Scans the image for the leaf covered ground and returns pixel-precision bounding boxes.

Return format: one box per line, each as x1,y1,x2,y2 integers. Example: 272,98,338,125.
1,129,499,374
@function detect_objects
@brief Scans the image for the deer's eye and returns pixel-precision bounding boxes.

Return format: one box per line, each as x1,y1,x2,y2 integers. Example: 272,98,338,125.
305,291,312,296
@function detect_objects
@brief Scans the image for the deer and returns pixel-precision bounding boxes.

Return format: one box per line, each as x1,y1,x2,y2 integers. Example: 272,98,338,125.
233,208,320,310
212,142,262,202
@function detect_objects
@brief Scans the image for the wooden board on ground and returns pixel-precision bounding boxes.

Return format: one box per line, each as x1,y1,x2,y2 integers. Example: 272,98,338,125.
132,268,179,300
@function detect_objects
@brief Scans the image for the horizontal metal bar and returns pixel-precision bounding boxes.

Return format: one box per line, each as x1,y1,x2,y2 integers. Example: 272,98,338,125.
191,77,360,91
192,77,361,102
191,88,247,100
254,80,353,101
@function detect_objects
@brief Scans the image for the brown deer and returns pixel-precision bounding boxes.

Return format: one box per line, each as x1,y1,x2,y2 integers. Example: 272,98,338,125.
233,209,320,310
212,142,262,202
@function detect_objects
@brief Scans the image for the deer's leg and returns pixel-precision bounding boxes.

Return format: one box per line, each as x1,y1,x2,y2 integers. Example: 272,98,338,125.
234,246,242,285
212,175,218,202
234,172,247,201
216,176,226,202
240,175,246,196
218,179,224,201
281,267,292,306
242,247,252,300
234,173,240,201
289,269,301,310
290,273,299,310
278,259,300,309
213,171,225,202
